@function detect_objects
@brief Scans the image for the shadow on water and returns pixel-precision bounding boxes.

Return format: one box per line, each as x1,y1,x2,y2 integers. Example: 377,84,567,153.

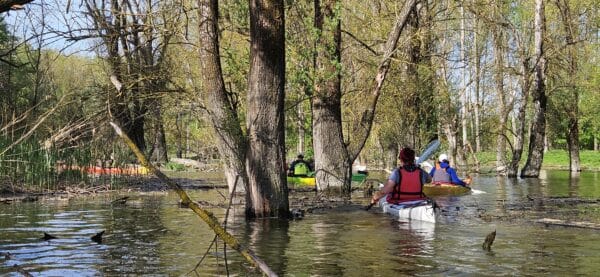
2,170,600,276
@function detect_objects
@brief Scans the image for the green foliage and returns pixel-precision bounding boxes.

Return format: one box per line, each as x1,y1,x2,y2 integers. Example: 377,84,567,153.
165,161,186,171
476,150,600,170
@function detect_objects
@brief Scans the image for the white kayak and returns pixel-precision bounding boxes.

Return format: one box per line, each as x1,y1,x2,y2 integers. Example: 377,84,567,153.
378,197,436,223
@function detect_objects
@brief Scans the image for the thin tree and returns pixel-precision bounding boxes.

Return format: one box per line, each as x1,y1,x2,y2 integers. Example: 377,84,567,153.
521,0,547,178
197,0,249,197
312,0,418,195
556,0,580,173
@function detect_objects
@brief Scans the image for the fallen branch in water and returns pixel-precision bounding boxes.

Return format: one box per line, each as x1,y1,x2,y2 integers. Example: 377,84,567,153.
109,122,277,277
536,218,600,230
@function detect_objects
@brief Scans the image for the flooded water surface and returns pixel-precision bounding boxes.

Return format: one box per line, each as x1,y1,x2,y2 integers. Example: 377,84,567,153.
1,171,600,276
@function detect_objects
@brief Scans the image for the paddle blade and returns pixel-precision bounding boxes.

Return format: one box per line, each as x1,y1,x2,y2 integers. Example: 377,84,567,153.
416,139,441,165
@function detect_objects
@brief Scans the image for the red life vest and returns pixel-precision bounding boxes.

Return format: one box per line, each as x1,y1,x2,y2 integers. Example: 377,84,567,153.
386,166,425,204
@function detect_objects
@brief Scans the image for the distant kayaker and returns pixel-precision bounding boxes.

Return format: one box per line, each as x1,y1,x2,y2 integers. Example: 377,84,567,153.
370,147,431,205
288,153,312,177
429,154,472,186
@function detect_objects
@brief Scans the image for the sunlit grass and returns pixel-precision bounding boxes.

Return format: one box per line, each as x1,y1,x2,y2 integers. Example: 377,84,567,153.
475,150,600,170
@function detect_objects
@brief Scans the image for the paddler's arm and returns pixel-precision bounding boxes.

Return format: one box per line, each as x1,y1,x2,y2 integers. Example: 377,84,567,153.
370,179,396,205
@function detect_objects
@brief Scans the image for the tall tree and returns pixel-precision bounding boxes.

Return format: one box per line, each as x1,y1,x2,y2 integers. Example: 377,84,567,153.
507,27,532,178
491,2,508,175
312,0,417,195
246,0,289,217
556,0,580,172
197,0,249,197
312,0,349,193
521,0,547,178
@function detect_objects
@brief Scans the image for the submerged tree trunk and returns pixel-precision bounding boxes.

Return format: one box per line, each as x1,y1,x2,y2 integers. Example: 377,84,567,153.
197,0,249,197
312,0,417,196
312,0,352,194
521,0,547,178
557,0,580,172
246,0,289,218
507,55,530,178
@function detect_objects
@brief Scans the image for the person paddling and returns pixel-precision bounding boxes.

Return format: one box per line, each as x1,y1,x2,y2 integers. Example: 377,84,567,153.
370,147,431,205
429,154,471,186
288,153,312,177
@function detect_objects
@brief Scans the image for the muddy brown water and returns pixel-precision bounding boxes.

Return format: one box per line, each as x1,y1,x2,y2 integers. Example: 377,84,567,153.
1,170,600,276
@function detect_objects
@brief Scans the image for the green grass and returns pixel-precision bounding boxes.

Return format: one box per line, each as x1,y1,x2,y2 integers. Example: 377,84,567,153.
475,150,600,171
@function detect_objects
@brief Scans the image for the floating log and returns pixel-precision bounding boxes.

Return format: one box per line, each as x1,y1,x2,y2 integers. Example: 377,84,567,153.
111,196,129,205
110,122,277,277
536,218,600,230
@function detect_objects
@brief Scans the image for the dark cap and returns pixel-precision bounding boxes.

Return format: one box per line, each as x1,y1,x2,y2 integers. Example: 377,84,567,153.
399,147,415,164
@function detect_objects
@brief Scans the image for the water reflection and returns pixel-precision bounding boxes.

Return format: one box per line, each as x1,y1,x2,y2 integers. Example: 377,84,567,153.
1,172,600,276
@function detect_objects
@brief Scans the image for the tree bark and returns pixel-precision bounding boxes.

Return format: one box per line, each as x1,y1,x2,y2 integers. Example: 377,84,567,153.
247,0,289,218
507,55,530,177
197,0,249,196
297,101,305,155
151,101,168,163
312,0,351,193
521,0,547,178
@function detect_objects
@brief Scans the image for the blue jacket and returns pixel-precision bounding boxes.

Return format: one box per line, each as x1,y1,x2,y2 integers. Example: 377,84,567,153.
429,162,467,186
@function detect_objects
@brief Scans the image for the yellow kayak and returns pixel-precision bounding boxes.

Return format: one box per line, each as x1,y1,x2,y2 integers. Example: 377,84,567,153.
423,183,471,196
287,173,368,187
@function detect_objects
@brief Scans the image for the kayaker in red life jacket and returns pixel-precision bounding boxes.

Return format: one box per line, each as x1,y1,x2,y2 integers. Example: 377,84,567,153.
429,154,472,186
370,147,432,205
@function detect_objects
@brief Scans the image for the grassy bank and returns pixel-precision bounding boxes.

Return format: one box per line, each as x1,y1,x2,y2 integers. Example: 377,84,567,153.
475,150,600,171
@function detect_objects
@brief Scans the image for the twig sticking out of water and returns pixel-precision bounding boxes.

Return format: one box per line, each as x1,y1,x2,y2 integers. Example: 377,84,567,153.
42,232,57,241
482,230,496,251
91,230,105,244
13,264,33,277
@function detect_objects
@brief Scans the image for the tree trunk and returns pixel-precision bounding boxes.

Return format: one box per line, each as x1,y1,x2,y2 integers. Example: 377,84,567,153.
297,101,305,156
312,0,352,194
473,14,482,153
175,111,183,158
521,0,547,178
247,0,289,218
384,140,398,171
492,26,507,175
152,101,168,163
197,0,249,197
507,55,530,178
459,3,468,169
557,0,580,172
